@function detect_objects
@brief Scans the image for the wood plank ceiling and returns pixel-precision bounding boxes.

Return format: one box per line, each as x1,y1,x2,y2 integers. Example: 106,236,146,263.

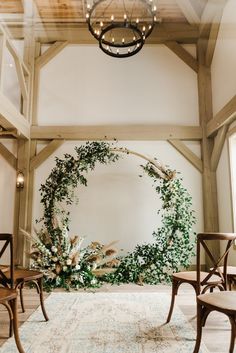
0,0,205,23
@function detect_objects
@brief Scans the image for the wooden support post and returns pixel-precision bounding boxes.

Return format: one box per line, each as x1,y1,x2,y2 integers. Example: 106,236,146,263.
15,139,31,266
197,39,220,265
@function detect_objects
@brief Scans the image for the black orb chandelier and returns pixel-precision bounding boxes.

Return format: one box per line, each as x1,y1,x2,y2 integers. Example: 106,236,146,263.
86,0,157,58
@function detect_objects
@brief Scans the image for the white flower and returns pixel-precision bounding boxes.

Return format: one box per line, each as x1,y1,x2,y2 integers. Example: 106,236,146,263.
91,278,97,285
66,259,72,266
75,264,81,270
51,246,57,253
52,257,58,262
150,264,156,270
63,266,68,272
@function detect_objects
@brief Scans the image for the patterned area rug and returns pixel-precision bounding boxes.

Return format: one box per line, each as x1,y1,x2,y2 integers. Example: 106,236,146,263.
1,292,209,353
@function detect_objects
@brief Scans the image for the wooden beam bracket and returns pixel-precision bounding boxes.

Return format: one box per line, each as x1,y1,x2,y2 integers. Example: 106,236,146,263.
210,125,229,171
207,95,236,137
0,141,17,169
165,41,198,73
168,139,203,172
30,139,64,171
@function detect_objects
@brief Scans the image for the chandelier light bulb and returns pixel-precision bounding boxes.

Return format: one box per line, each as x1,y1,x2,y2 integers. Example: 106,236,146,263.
87,3,91,9
136,18,139,24
122,38,125,44
86,13,89,19
142,26,146,31
154,16,157,21
153,5,157,11
97,30,100,35
112,37,115,43
133,36,136,41
111,14,114,21
124,14,127,20
117,49,119,54
100,21,103,27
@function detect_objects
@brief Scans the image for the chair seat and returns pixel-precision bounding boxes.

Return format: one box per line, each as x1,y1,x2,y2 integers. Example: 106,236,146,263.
173,271,221,284
5,269,43,284
0,288,17,302
198,291,236,313
217,266,236,276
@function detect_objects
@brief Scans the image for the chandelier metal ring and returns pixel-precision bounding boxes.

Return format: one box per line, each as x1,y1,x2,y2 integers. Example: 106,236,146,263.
86,0,157,58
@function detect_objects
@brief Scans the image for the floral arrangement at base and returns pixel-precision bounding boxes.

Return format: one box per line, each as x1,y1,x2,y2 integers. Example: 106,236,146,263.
31,141,196,291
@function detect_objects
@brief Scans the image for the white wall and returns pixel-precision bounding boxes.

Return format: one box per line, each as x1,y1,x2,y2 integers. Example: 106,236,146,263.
32,44,203,258
211,0,236,116
38,44,199,126
212,0,236,262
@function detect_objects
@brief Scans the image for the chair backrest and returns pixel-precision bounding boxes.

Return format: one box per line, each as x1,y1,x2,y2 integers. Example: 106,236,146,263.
0,233,14,288
196,232,236,292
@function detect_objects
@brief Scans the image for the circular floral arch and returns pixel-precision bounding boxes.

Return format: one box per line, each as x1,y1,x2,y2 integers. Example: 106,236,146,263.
32,142,196,290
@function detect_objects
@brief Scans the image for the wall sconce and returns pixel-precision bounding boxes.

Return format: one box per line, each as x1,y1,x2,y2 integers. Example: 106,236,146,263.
16,171,24,189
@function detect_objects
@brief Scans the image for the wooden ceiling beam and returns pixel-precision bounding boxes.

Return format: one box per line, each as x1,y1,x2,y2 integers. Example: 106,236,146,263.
31,124,202,141
175,0,201,25
5,22,199,44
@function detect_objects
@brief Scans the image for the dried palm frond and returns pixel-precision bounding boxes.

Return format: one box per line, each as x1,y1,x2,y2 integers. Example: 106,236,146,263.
20,228,40,244
106,259,120,268
92,268,116,277
87,255,102,263
105,248,118,257
101,241,119,253
89,241,102,250
95,255,118,267
29,251,41,260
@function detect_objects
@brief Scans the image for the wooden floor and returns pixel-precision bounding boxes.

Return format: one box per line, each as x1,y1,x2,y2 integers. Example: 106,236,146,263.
0,284,233,352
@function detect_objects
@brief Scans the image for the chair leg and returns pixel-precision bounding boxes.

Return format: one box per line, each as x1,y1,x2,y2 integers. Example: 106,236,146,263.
11,298,25,353
166,279,180,323
38,277,49,321
229,316,236,353
19,283,25,313
193,302,204,353
1,302,13,337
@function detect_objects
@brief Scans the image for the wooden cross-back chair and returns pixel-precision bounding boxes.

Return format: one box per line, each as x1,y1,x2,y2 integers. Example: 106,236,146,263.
166,232,236,324
0,233,48,322
0,233,25,353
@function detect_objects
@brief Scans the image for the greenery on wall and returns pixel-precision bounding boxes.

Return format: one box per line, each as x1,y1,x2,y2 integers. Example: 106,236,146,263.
31,141,196,290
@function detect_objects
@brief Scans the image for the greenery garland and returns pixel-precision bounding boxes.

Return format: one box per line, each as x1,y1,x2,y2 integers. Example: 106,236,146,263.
31,141,196,290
